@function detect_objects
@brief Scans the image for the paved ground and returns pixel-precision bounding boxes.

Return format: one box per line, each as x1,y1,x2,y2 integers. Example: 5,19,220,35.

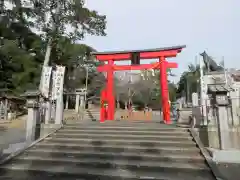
205,161,240,180
0,115,27,154
215,162,240,180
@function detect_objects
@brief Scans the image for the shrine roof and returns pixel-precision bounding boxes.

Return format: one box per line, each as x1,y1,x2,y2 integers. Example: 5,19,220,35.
0,95,24,101
208,84,234,92
91,45,186,55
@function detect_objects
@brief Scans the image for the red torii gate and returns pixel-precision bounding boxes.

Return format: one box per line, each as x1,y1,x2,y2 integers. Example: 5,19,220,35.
92,45,186,124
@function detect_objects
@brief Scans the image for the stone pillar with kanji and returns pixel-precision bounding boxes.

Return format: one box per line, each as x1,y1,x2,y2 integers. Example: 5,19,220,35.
54,66,65,125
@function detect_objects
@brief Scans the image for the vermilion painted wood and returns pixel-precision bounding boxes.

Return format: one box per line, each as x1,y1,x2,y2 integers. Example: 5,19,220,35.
100,89,107,123
94,45,186,123
97,62,178,72
106,59,115,121
95,50,181,61
159,58,171,124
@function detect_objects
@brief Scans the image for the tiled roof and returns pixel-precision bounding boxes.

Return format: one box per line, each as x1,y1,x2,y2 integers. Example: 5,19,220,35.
208,84,234,92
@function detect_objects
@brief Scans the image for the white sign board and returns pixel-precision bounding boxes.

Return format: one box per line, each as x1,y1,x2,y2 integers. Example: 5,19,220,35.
52,66,65,100
40,66,52,98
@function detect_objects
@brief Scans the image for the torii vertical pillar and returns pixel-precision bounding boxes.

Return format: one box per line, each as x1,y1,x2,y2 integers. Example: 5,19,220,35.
107,59,115,120
100,89,107,123
159,57,171,124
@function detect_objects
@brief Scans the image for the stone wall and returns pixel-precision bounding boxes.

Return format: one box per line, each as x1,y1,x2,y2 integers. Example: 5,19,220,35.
195,126,240,149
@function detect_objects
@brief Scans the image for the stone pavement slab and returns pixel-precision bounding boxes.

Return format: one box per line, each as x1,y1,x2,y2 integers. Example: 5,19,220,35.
215,162,240,180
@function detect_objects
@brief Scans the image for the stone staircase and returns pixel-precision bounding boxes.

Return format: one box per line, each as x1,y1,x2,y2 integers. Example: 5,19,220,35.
0,122,216,180
84,108,100,121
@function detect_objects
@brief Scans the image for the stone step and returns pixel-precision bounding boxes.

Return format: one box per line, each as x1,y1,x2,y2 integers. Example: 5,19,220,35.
51,132,193,141
58,129,190,136
0,164,215,180
85,115,100,116
12,156,210,172
62,125,189,132
34,142,201,155
84,117,99,119
84,117,99,120
85,112,100,115
85,110,100,114
82,117,96,120
24,148,205,163
44,137,197,148
85,112,99,114
86,109,99,111
1,157,214,180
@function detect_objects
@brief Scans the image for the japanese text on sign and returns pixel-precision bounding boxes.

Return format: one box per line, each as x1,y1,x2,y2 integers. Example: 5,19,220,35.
52,66,65,100
40,66,52,98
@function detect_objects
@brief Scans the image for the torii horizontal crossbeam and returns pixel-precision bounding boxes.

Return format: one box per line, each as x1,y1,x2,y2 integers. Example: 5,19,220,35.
97,62,178,72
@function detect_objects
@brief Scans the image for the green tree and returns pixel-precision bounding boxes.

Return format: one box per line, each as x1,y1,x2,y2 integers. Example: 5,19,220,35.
0,4,44,93
0,0,107,95
176,63,202,101
29,0,106,65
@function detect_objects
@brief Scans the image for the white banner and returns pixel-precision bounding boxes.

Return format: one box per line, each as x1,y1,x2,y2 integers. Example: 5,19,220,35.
40,66,52,98
52,66,65,100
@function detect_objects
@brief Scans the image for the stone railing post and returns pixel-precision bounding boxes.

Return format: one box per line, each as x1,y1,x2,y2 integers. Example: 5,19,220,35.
80,90,86,108
75,88,86,120
51,102,56,121
55,93,64,125
4,97,8,121
80,95,85,108
65,94,69,110
75,94,80,113
75,88,86,112
44,100,52,124
22,90,41,143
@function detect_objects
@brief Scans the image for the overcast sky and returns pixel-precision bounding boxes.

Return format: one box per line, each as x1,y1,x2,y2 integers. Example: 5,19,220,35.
83,0,239,82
